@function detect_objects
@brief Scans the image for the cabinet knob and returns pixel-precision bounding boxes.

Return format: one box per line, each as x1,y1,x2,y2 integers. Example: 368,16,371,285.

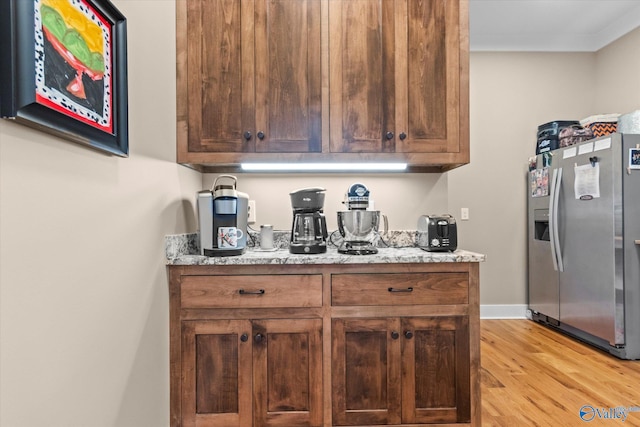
399,132,407,140
254,333,264,344
404,331,414,340
244,131,252,141
240,333,249,342
385,131,394,140
257,131,265,140
391,331,400,340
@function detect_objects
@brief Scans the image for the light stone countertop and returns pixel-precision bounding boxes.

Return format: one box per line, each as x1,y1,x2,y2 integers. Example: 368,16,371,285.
165,232,485,266
167,247,485,266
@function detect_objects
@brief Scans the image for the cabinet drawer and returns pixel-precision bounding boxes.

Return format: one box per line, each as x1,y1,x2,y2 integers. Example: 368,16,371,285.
331,273,468,306
181,275,323,309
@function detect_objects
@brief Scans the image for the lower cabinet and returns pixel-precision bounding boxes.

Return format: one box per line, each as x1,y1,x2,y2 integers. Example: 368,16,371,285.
331,317,470,426
181,318,323,427
169,263,481,427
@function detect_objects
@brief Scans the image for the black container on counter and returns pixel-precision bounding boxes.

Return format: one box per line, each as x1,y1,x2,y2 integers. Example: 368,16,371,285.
536,120,579,154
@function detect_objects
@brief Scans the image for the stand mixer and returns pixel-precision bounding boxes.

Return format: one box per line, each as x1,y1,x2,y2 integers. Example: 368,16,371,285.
337,183,380,255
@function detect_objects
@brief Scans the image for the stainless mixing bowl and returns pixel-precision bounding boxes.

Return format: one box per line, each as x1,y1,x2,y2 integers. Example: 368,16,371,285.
337,210,380,242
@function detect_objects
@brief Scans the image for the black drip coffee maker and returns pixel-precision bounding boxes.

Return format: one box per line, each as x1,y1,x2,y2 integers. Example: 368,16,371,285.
289,187,328,254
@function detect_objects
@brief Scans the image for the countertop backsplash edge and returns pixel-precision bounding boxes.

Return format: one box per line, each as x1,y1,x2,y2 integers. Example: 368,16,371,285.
165,231,486,265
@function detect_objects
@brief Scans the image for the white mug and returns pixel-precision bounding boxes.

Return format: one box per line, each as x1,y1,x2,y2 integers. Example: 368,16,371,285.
218,227,244,248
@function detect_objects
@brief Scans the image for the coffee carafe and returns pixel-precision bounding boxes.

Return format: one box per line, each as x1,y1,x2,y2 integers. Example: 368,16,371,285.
289,187,328,254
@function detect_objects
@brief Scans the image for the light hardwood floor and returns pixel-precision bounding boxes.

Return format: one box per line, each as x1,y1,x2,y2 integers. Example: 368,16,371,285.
481,320,640,426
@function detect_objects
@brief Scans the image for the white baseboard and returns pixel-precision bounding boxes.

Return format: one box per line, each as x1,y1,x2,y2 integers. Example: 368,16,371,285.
480,304,528,319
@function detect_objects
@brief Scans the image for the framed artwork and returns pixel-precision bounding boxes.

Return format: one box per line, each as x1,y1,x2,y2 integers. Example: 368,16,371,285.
0,0,128,156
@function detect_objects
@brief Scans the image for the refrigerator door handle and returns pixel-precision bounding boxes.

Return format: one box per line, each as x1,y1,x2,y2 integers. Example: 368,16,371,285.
553,168,564,272
549,168,559,271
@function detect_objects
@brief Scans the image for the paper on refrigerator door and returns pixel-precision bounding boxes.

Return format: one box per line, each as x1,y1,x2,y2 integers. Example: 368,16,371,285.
574,163,600,200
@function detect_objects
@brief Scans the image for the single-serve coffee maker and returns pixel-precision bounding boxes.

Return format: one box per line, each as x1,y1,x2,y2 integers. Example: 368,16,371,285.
337,183,380,255
197,175,249,257
290,187,328,254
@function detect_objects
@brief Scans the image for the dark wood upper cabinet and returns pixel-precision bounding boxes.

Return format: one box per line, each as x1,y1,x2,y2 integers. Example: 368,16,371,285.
254,1,322,154
396,0,463,155
329,0,396,154
177,0,322,157
176,0,469,171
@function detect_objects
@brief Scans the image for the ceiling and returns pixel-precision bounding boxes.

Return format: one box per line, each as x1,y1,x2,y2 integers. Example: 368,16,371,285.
469,0,640,52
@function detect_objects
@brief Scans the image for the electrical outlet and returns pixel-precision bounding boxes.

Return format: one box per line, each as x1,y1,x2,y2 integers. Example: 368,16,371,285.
461,207,469,221
248,200,257,224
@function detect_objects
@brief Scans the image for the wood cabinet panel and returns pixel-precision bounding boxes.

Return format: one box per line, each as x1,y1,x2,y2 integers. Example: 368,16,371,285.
395,0,461,154
332,316,471,426
329,0,395,153
179,0,321,156
169,263,480,426
180,274,323,309
255,0,322,153
401,316,470,424
176,0,470,171
331,318,402,425
331,272,469,306
185,0,254,153
181,320,253,427
253,319,323,426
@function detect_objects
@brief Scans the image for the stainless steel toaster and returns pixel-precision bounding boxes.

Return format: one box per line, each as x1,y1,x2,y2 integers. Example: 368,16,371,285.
417,214,458,252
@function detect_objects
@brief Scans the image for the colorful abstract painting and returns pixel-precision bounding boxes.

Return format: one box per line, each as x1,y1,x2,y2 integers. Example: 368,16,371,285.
34,0,112,134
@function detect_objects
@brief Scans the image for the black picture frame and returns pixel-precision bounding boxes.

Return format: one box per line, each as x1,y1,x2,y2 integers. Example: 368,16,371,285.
0,0,128,157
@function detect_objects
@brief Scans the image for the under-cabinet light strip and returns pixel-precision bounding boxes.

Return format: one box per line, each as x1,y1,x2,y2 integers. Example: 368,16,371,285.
240,163,408,172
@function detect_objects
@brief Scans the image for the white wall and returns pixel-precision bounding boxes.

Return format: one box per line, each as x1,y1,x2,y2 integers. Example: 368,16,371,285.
0,1,201,426
202,173,449,232
448,52,596,305
594,28,640,113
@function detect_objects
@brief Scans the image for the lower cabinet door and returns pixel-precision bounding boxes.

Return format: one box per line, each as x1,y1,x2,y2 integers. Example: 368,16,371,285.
253,318,323,427
332,316,471,426
401,316,471,424
331,318,402,425
181,320,253,427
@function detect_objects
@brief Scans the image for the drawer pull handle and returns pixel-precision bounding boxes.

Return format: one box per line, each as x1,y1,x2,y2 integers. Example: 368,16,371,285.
254,333,264,343
404,331,414,340
388,287,413,293
240,333,249,342
391,331,400,340
239,289,265,295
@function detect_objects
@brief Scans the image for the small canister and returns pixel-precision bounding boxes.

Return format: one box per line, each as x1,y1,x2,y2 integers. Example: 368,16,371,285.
260,224,274,250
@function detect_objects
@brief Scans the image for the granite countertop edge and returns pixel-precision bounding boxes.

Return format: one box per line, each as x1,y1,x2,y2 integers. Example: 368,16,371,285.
165,232,486,266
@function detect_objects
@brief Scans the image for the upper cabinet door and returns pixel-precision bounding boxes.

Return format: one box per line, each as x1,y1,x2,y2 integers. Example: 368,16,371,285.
329,0,396,153
181,0,255,153
255,0,322,153
395,0,462,154
177,0,469,170
329,0,467,158
178,0,322,156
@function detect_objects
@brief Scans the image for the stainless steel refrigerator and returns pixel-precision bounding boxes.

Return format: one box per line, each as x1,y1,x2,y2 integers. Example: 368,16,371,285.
527,133,640,359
